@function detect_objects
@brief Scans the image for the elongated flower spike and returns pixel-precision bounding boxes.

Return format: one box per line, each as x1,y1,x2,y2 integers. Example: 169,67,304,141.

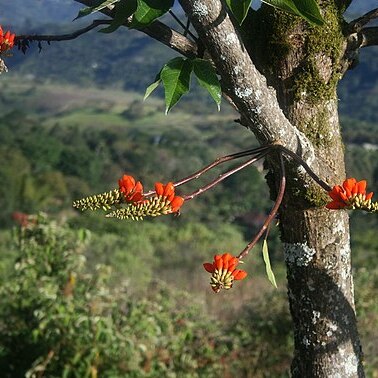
0,26,16,53
73,174,185,220
203,253,247,293
73,174,143,211
105,181,184,220
326,178,378,212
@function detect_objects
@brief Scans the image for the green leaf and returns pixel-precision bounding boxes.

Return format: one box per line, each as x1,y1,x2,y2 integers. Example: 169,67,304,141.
75,0,120,20
100,0,137,33
262,0,324,26
225,0,253,25
262,240,277,288
292,0,324,26
262,0,297,16
161,57,193,114
144,78,161,100
130,0,174,28
192,59,221,111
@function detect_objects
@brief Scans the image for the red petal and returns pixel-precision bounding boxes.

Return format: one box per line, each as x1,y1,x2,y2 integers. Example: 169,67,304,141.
119,175,136,194
203,263,214,273
233,270,247,280
222,253,233,262
163,182,175,198
339,192,349,201
128,191,144,203
343,178,356,196
329,186,343,201
134,181,143,192
155,182,164,196
356,180,367,195
326,201,345,209
228,262,237,272
366,192,373,200
215,258,223,271
170,196,184,212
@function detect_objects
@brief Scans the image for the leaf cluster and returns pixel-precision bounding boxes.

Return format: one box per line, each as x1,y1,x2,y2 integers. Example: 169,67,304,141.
145,57,221,113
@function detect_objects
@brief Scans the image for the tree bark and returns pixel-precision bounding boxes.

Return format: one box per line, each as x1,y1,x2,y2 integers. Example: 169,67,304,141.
248,4,365,376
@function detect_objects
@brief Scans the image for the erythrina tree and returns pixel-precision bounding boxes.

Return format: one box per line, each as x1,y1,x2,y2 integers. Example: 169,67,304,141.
5,0,378,376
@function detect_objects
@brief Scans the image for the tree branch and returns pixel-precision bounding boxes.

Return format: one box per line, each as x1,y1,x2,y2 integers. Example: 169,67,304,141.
358,27,378,48
348,8,378,32
168,10,198,42
237,151,286,260
178,0,317,170
345,25,378,62
15,19,111,44
73,0,198,58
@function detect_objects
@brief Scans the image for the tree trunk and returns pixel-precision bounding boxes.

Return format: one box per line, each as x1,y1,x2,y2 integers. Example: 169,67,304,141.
247,4,365,376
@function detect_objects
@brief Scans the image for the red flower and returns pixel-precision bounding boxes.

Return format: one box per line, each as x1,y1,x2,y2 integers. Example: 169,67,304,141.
326,178,374,210
203,253,247,293
0,26,15,53
118,175,144,203
155,182,184,213
12,211,29,227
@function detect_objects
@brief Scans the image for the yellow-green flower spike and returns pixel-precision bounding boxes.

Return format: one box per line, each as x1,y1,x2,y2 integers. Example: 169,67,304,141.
349,196,378,212
106,197,173,220
73,189,124,211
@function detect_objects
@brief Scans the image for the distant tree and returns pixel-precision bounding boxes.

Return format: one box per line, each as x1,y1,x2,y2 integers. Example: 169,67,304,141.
7,0,378,375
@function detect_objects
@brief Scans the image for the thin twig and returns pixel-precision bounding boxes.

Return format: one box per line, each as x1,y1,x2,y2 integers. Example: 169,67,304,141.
143,145,271,197
175,145,270,187
74,0,198,58
183,152,268,201
169,10,198,42
15,19,111,43
358,27,378,48
348,8,378,32
143,143,331,199
276,145,332,192
237,151,286,260
184,17,191,37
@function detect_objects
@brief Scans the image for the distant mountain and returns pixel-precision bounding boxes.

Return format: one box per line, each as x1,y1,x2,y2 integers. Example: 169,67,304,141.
0,0,81,28
2,0,378,126
1,0,376,29
6,25,175,94
347,0,378,16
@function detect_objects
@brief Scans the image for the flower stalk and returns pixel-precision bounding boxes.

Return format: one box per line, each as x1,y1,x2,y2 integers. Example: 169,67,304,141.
237,151,286,260
72,142,377,292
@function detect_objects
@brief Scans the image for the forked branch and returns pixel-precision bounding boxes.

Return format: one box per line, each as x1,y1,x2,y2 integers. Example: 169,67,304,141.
358,27,378,48
15,20,111,45
348,8,378,32
237,151,286,260
73,0,198,58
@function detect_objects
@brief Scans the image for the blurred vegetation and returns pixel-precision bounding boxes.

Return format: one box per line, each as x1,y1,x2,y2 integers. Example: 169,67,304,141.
0,215,293,377
0,74,377,375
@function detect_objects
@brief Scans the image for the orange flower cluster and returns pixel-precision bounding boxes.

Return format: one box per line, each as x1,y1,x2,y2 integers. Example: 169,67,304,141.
0,26,15,53
203,253,247,293
118,174,144,203
118,175,184,214
327,178,375,210
155,181,184,213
